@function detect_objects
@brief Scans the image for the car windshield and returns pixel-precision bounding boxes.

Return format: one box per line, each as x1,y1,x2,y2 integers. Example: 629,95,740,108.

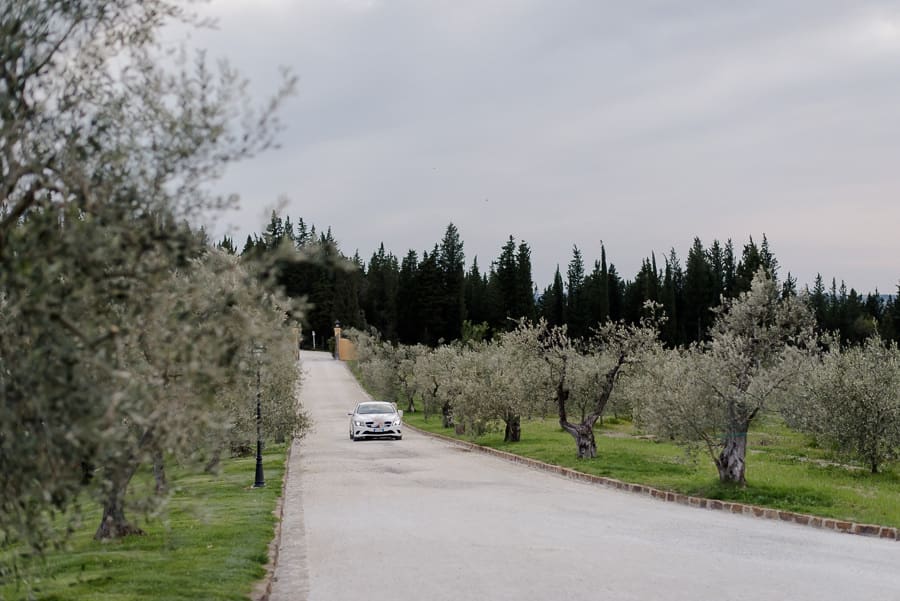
357,402,395,415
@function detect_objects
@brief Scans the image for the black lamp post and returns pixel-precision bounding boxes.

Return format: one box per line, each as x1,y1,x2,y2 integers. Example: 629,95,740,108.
252,345,266,488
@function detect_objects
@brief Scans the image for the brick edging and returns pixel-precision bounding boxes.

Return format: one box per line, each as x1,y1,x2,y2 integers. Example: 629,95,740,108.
406,422,898,542
253,441,294,601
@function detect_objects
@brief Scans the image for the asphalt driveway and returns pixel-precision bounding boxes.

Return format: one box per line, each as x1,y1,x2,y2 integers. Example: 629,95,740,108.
269,350,900,601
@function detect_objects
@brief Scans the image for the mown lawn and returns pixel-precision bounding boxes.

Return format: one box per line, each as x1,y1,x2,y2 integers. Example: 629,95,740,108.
1,446,286,601
405,408,900,528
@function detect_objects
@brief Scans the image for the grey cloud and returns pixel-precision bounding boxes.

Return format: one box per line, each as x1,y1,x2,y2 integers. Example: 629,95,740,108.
186,0,900,292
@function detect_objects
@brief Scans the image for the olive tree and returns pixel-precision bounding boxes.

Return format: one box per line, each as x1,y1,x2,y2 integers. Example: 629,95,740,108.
803,336,900,473
0,0,295,552
536,313,661,459
413,344,461,424
446,334,548,442
347,328,426,411
91,249,304,539
635,270,815,485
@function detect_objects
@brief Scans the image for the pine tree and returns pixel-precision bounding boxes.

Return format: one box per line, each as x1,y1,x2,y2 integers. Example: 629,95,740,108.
810,274,828,328
218,235,237,254
296,218,310,247
438,223,466,342
539,266,566,327
760,233,779,278
882,286,900,343
623,258,660,324
661,249,685,346
707,239,725,302
516,241,536,322
723,239,737,298
416,248,444,345
735,235,779,294
494,236,520,329
464,257,489,329
369,244,401,340
781,272,798,298
397,250,420,344
283,215,295,245
263,210,284,250
566,245,587,337
683,237,716,342
607,264,624,322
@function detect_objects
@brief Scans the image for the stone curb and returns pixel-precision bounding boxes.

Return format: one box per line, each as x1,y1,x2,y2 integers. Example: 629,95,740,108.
406,423,899,542
253,441,294,601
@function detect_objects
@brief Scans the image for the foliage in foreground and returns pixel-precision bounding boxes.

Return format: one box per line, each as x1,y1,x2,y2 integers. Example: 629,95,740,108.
0,0,300,562
0,445,288,601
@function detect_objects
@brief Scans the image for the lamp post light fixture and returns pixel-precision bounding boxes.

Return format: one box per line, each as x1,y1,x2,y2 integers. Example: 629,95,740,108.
252,345,266,488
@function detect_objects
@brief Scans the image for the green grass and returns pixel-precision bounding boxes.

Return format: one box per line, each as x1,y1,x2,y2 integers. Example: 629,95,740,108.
1,446,287,601
405,408,900,528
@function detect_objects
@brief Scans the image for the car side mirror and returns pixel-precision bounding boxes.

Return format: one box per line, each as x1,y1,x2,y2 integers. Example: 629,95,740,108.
347,412,353,416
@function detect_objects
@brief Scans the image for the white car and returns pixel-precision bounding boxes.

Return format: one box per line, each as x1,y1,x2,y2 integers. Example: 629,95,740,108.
348,401,403,441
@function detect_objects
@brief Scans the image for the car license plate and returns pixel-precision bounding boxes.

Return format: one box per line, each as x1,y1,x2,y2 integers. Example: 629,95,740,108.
373,427,384,432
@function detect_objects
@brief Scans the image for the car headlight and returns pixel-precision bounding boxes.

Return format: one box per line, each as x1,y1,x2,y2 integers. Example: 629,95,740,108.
354,420,364,426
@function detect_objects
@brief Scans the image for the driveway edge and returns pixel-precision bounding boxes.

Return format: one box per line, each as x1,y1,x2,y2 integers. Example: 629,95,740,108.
406,423,898,542
252,441,294,601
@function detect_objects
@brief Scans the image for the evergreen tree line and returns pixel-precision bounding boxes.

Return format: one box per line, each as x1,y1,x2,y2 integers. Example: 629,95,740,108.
225,214,900,347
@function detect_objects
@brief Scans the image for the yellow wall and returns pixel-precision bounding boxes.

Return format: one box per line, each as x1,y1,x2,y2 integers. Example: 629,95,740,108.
333,326,357,361
338,337,357,361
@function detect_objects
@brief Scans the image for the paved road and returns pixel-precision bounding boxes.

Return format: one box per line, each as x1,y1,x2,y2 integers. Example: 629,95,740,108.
270,351,900,601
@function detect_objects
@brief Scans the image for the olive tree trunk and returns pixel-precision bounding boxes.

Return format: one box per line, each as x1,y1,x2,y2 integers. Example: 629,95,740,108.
503,413,521,442
553,352,625,459
152,446,167,495
204,447,222,473
94,466,145,540
715,432,748,485
95,428,154,539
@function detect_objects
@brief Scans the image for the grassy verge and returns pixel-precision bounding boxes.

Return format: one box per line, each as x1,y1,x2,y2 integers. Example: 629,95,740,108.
404,407,900,528
2,445,287,601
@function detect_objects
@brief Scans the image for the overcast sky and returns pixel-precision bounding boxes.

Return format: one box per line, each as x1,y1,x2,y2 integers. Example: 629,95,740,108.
182,1,900,293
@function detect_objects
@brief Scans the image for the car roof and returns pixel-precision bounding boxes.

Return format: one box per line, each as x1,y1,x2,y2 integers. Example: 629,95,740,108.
356,401,394,409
